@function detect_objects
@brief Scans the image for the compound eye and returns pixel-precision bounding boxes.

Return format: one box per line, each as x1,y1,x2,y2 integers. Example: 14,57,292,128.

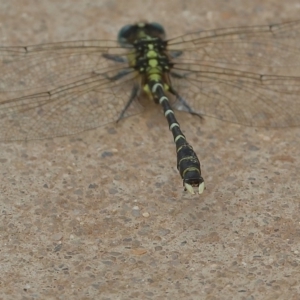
118,24,134,44
149,23,165,34
148,22,166,37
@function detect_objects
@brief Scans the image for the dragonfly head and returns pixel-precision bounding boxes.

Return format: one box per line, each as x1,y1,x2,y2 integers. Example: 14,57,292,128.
118,22,166,46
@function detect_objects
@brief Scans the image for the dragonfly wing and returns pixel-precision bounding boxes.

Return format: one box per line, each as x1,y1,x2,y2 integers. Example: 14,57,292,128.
168,20,300,76
0,40,131,93
0,40,145,141
171,63,300,127
167,20,300,127
0,67,143,141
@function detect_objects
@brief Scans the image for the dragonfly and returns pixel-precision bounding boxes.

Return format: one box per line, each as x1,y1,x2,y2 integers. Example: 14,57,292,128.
0,20,300,194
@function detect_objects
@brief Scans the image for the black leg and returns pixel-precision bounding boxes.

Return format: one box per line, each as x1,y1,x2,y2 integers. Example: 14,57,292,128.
103,53,127,63
117,84,140,122
168,85,203,119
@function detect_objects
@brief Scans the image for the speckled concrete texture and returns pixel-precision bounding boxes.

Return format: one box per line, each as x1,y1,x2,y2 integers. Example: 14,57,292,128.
0,0,300,299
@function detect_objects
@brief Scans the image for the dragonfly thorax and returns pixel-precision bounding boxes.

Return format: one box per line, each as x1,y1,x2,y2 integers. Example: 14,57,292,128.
133,39,173,75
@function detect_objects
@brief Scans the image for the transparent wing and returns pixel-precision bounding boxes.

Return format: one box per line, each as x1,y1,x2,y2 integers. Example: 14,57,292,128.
171,63,300,127
0,41,142,141
1,20,300,141
0,40,131,92
167,19,300,127
168,20,300,75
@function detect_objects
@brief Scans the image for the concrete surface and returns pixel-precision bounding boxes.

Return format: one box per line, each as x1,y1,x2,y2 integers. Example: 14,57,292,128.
0,0,300,299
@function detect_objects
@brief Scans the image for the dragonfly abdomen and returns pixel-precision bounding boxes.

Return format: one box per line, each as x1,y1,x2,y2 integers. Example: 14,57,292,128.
150,81,205,194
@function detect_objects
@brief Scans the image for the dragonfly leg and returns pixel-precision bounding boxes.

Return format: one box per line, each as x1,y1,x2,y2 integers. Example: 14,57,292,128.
102,53,127,63
117,84,140,122
169,50,183,59
169,85,203,119
93,68,132,81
